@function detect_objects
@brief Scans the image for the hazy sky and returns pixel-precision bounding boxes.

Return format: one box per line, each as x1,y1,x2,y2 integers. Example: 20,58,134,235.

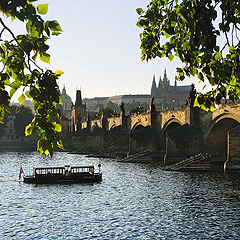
7,0,209,103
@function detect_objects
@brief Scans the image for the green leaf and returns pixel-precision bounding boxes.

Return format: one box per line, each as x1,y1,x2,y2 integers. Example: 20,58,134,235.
229,46,235,53
215,52,221,60
192,67,198,75
55,70,64,76
209,105,214,112
37,139,53,157
48,20,62,32
25,90,31,99
4,79,10,85
10,80,21,89
57,140,65,150
52,32,61,36
30,27,39,38
193,97,200,107
165,32,171,38
25,124,33,136
136,8,143,15
10,88,17,98
198,72,204,81
168,54,174,61
55,123,62,132
37,4,49,15
40,52,50,64
18,94,26,105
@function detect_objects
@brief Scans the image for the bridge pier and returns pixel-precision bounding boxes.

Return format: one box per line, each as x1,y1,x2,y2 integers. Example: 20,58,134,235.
164,123,204,165
128,126,160,158
225,125,240,171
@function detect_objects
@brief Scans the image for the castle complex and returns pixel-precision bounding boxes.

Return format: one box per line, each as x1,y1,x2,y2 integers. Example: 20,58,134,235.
151,69,191,110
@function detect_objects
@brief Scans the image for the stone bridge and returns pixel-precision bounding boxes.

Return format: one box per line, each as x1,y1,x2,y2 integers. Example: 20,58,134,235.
72,102,240,172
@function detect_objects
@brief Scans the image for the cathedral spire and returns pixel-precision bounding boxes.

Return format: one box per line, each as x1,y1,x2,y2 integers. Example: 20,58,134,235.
163,68,168,82
62,84,66,95
158,76,162,88
151,75,157,96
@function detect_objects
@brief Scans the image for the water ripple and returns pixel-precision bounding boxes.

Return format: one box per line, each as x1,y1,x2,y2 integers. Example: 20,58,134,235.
0,152,240,239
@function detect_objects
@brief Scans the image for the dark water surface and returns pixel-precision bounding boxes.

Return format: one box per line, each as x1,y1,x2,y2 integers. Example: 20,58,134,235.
0,152,240,239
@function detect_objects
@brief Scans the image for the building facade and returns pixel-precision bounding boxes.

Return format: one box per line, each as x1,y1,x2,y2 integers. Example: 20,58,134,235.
0,106,37,147
107,95,152,106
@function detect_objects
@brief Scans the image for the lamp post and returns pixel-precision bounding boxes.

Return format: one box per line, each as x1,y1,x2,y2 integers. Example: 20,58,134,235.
172,99,175,110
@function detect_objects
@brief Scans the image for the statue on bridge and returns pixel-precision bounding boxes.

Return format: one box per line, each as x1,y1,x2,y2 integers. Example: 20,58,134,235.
150,97,156,112
120,102,125,116
189,83,197,107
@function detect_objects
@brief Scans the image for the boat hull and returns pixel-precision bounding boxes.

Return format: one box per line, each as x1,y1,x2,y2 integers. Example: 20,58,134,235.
23,173,102,184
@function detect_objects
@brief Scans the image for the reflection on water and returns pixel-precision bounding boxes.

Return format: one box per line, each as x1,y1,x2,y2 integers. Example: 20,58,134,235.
0,152,240,239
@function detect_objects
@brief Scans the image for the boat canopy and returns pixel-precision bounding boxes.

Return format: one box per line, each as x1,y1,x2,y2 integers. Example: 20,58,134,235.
71,165,94,169
33,165,95,175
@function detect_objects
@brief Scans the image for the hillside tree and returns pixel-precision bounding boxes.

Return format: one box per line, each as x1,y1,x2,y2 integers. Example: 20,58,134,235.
0,0,63,156
14,105,34,136
137,0,240,111
98,107,118,119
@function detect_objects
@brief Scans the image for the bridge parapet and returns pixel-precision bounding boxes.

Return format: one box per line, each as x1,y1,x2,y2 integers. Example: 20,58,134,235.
81,119,102,131
212,102,240,122
107,116,122,131
130,112,151,131
82,122,87,129
160,107,189,130
90,119,101,131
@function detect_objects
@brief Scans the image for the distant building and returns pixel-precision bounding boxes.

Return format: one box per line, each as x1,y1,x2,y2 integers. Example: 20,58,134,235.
83,97,108,110
2,106,18,142
84,95,152,110
0,106,37,147
151,69,191,110
10,100,34,112
61,85,73,118
107,95,152,106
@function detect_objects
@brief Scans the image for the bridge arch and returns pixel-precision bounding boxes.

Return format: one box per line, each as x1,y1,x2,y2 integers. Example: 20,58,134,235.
131,123,144,132
204,114,240,160
109,124,117,131
90,122,100,132
159,118,182,151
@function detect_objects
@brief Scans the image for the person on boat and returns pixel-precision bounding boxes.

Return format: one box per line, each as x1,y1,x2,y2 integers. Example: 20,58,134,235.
65,169,69,176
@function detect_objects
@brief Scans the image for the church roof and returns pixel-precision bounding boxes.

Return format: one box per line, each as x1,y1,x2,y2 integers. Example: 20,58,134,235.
62,94,72,100
61,86,72,101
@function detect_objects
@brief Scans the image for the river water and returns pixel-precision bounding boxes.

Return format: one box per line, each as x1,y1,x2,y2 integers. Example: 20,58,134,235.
0,151,240,239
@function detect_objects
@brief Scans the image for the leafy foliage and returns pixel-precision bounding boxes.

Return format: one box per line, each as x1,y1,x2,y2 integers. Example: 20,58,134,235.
129,105,144,115
107,101,120,113
125,101,149,114
94,102,104,110
137,0,240,110
0,0,63,156
98,107,118,119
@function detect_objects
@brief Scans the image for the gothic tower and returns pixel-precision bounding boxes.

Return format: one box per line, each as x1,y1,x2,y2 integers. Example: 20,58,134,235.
151,75,157,97
71,89,87,131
